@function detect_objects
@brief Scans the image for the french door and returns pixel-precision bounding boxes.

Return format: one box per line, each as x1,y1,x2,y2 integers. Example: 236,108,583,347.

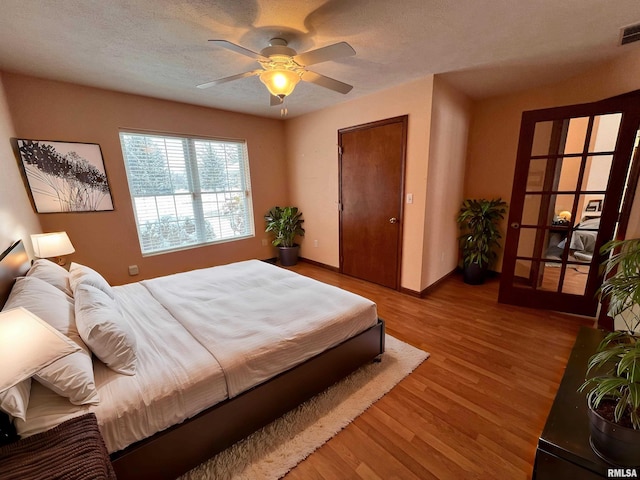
499,92,640,316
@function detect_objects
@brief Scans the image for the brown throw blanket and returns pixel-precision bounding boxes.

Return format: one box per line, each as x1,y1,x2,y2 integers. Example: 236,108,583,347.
0,413,115,480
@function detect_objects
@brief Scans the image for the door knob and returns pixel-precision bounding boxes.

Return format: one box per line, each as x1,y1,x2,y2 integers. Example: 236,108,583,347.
389,217,398,224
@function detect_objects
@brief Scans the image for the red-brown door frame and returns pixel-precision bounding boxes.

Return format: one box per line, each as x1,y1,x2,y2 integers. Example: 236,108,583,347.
499,91,640,317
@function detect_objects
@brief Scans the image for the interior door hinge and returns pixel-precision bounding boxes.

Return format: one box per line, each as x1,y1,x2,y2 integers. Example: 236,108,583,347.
338,145,343,155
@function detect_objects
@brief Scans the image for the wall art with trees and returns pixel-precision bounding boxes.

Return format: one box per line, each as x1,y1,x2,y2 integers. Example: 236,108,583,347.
16,139,114,213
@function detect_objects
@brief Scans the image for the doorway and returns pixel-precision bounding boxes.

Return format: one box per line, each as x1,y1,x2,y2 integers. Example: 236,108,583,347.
499,92,640,317
338,116,407,289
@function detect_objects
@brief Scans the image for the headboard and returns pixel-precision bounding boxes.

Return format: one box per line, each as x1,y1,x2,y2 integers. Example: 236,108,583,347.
0,240,30,309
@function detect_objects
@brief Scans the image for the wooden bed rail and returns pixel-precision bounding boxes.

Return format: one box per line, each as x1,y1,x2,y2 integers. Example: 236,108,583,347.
111,319,385,480
0,240,385,480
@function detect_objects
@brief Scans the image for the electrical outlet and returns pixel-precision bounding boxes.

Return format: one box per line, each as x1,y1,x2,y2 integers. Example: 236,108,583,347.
261,239,268,246
128,265,139,276
313,240,319,247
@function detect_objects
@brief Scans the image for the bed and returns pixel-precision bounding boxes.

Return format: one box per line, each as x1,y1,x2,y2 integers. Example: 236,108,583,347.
557,216,600,262
0,240,385,480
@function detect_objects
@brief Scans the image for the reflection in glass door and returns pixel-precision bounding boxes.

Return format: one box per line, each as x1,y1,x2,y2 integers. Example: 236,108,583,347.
517,114,620,296
499,94,640,317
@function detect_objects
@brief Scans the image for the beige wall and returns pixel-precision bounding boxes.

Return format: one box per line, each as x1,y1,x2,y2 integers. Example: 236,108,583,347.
0,73,41,256
4,47,638,291
422,76,471,288
2,73,287,285
285,75,471,293
465,49,640,272
285,76,435,292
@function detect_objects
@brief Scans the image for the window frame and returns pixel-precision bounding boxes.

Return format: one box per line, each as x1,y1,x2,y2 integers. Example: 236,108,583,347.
119,130,255,256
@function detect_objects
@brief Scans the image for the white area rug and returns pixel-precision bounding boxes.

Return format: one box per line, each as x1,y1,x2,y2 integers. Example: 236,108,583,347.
180,334,429,480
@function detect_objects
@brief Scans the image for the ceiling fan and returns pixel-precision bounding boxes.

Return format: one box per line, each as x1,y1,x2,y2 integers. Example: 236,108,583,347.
197,38,356,105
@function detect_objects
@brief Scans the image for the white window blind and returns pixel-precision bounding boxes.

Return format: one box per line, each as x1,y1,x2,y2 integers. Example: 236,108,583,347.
119,132,254,255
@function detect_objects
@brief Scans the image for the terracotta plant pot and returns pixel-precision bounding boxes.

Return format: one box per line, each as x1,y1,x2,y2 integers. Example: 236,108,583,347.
587,393,640,467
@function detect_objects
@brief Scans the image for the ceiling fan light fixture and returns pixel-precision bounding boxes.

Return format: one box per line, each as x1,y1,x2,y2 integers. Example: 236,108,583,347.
259,69,300,98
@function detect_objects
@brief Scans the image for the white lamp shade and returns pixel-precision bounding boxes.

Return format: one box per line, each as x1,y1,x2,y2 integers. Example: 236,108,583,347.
259,69,301,98
0,307,80,392
31,232,75,258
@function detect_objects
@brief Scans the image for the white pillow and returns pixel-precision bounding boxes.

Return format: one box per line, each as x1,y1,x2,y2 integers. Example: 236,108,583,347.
0,379,31,422
75,283,137,375
26,258,72,296
0,307,80,392
0,306,80,420
4,277,100,405
69,262,115,299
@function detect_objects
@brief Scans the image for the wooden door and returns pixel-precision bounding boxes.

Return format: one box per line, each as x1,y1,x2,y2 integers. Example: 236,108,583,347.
339,116,407,289
499,92,640,316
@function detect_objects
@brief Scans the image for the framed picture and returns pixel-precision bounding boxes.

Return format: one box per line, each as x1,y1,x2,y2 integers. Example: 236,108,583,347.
526,170,544,189
585,199,602,212
16,139,114,213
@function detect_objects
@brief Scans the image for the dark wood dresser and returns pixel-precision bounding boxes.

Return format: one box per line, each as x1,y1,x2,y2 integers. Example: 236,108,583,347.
533,326,610,479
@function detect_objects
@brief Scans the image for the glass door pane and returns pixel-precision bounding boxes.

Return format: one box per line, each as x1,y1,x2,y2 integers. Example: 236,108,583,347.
499,97,635,317
515,113,618,287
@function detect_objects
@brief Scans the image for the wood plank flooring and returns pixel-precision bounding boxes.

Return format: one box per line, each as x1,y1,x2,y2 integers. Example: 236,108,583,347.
283,262,595,480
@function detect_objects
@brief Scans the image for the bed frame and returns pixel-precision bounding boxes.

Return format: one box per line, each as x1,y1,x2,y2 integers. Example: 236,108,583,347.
0,240,385,480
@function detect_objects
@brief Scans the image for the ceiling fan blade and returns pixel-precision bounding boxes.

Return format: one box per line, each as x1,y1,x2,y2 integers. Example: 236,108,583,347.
270,95,284,106
301,70,353,94
196,70,261,89
208,40,269,61
293,42,355,66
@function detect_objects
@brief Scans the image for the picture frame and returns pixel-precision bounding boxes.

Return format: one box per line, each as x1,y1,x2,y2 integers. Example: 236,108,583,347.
526,170,544,189
15,139,114,213
585,199,602,212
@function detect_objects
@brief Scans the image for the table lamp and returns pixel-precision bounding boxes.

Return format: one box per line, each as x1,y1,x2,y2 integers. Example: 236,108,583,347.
30,232,75,266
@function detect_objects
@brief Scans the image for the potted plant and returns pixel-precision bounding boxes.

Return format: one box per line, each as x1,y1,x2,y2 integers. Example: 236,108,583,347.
456,198,508,284
579,238,640,466
264,206,305,266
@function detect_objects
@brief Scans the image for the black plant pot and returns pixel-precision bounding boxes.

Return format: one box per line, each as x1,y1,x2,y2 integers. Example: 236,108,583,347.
463,262,486,285
587,393,640,467
278,245,300,266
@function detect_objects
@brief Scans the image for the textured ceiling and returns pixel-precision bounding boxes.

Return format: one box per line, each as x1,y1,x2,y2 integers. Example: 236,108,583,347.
0,0,639,118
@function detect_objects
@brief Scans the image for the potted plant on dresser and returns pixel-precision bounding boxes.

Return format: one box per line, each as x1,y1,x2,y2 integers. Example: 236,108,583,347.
456,198,508,284
580,238,640,467
264,206,305,266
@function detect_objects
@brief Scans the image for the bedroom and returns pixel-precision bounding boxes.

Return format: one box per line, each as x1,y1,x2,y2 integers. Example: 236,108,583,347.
1,1,640,478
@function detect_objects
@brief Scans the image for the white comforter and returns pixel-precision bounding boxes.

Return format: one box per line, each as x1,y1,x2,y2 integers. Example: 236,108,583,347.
17,283,229,453
143,260,378,398
17,260,378,453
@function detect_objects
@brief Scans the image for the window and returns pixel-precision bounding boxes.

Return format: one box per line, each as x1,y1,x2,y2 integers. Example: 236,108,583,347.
119,131,254,255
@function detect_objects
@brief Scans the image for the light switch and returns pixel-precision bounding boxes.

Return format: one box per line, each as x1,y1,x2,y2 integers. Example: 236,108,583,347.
406,193,413,204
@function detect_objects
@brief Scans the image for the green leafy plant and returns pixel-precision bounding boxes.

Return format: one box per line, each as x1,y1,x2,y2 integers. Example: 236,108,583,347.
456,198,508,268
580,238,640,429
264,206,305,247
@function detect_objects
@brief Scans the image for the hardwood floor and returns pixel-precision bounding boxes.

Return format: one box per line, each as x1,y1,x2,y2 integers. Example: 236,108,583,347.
539,264,590,295
283,262,595,480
